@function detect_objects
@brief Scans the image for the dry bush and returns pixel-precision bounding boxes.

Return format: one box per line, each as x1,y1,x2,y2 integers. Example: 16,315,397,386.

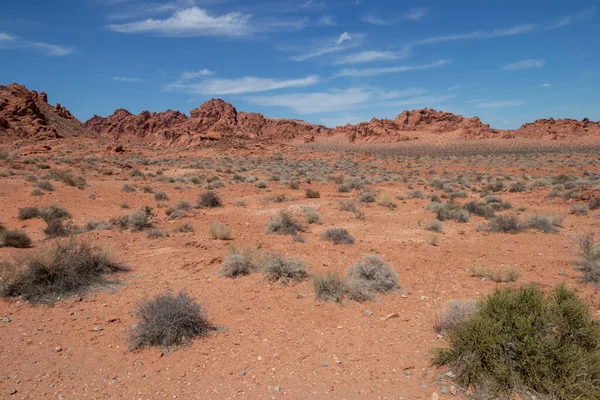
569,204,589,216
129,292,210,350
1,230,32,248
523,214,563,233
425,219,443,232
264,253,308,283
376,192,396,209
1,240,127,303
219,245,264,278
471,266,520,283
589,197,600,211
43,219,74,238
436,299,477,333
577,234,600,284
322,228,355,244
154,191,169,201
266,211,305,235
36,181,54,191
436,203,470,223
313,272,347,303
173,223,194,233
208,222,232,240
112,207,154,231
18,207,40,220
305,188,320,198
147,229,169,238
302,207,322,224
346,255,398,301
121,184,137,193
487,215,523,233
197,191,222,208
339,200,365,220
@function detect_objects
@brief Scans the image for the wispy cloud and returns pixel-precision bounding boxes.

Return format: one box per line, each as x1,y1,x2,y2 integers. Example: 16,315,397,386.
334,59,451,78
362,15,392,25
317,15,335,26
333,49,410,65
113,76,144,82
540,83,551,87
167,75,319,95
403,8,429,21
408,8,595,47
475,100,525,108
181,69,213,80
107,6,306,37
248,87,428,114
362,7,429,25
503,59,545,71
290,32,363,61
0,32,73,56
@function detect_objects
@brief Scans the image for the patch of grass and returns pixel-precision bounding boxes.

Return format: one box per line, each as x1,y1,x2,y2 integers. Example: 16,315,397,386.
433,285,600,399
264,253,308,283
487,215,523,233
129,292,210,350
1,240,127,303
322,228,355,244
197,191,222,208
266,211,305,235
313,272,347,303
471,266,520,283
346,255,398,301
1,230,32,248
377,192,396,209
208,222,232,240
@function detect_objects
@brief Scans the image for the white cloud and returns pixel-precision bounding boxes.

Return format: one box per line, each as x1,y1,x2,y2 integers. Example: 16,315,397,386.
107,7,252,36
290,32,363,61
113,76,144,82
167,75,319,95
475,100,525,108
540,83,551,87
0,32,73,56
181,69,213,80
334,59,451,78
403,8,429,21
362,15,392,25
333,49,409,65
408,8,594,47
503,59,545,71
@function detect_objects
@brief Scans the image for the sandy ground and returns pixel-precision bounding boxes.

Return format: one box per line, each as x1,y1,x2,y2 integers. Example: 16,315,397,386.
1,139,600,399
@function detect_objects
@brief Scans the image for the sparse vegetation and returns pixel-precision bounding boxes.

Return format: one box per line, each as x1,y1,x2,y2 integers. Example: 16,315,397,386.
346,255,398,301
470,266,520,283
487,215,522,233
577,234,600,285
321,228,355,244
219,245,264,278
302,207,322,224
197,191,222,208
436,299,477,333
305,188,320,198
313,272,347,303
208,222,232,240
266,211,305,235
1,230,32,248
264,253,308,283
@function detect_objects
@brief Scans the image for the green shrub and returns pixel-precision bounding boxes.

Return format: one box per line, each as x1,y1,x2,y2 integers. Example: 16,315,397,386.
129,292,210,350
1,240,127,303
433,285,600,399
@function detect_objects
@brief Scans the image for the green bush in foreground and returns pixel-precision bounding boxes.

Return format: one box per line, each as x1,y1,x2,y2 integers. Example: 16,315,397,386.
434,285,600,399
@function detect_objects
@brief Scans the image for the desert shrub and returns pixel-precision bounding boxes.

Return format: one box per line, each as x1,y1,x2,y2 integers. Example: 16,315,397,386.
569,204,589,216
485,181,505,192
359,190,376,203
264,253,308,283
425,219,443,232
302,207,322,224
18,207,40,220
112,207,153,231
305,188,320,198
167,210,187,220
338,200,365,220
577,234,600,284
488,215,522,233
173,199,192,211
322,228,354,244
337,183,351,193
508,182,527,193
436,203,470,223
0,222,5,235
173,223,194,233
437,299,477,333
433,285,600,399
208,222,232,240
197,191,222,208
36,181,54,191
289,181,300,190
589,197,600,211
255,180,267,189
346,255,398,301
142,186,154,193
464,201,495,219
121,184,136,193
43,219,73,238
219,246,263,278
266,211,305,235
129,292,210,350
46,170,86,189
407,190,424,199
471,266,520,283
1,240,127,302
313,272,347,303
30,188,44,196
524,214,563,233
147,228,169,238
39,206,71,222
377,193,396,209
154,191,169,201
1,230,32,248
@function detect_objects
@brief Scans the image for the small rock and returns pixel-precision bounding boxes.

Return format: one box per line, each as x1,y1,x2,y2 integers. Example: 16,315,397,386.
558,270,565,275
1,317,11,323
441,386,447,394
431,393,438,400
446,371,455,378
322,363,328,367
335,360,342,365
436,334,443,340
450,385,457,395
380,312,400,321
55,346,62,352
8,389,17,395
274,386,281,392
92,325,104,331
239,370,246,376
257,356,262,361
364,311,373,316
403,371,410,376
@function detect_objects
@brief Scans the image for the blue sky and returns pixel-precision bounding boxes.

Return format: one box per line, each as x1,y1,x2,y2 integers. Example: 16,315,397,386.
1,0,598,129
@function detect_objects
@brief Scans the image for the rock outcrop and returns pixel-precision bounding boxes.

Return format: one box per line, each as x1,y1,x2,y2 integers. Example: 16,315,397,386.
511,118,600,140
0,83,86,141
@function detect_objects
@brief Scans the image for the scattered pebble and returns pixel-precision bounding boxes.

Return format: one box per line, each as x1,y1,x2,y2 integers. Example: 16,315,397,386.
55,346,62,352
274,385,281,392
1,317,11,323
364,311,373,316
8,389,17,395
239,370,246,376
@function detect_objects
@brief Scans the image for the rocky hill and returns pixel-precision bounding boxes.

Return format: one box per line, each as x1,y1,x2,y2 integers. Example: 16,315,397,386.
84,99,328,145
0,83,88,141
